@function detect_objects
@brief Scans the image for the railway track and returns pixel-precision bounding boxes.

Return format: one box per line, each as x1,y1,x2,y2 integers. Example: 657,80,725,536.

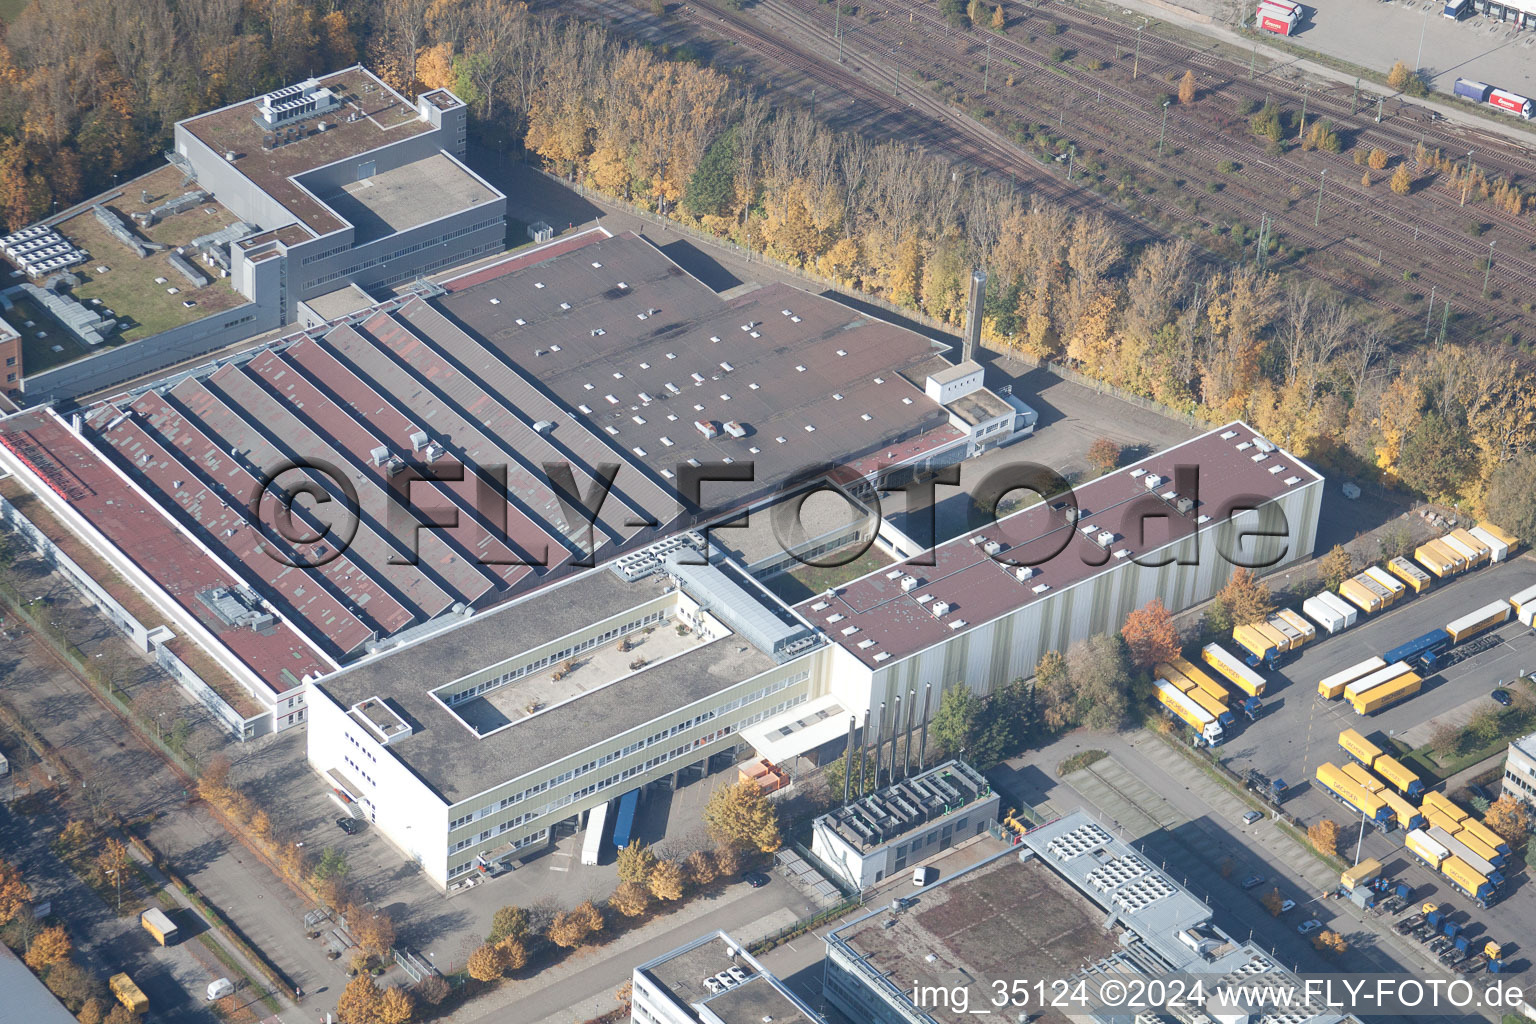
557,0,1536,336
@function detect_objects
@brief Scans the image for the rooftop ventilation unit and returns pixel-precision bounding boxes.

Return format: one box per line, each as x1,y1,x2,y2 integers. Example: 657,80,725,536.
370,445,390,466
914,594,933,604
1268,464,1285,474
981,539,1002,555
1175,497,1195,515
1235,441,1253,452
409,430,429,452
696,420,718,439
899,575,919,592
930,601,951,617
874,652,891,662
1220,430,1238,440
1250,452,1269,463
1096,531,1115,547
1080,523,1097,536
1113,549,1131,559
948,619,967,630
1284,476,1301,486
1129,468,1146,478
1161,491,1178,502
1014,566,1035,581
1197,514,1211,524
1252,436,1277,453
724,421,747,438
1143,474,1163,490
1032,583,1051,594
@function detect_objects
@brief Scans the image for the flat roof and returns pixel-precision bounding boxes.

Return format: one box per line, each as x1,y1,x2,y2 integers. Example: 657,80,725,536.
818,760,992,851
435,232,967,511
638,932,816,1024
301,283,375,321
316,569,777,802
796,422,1323,669
832,846,1120,1024
1512,732,1536,762
317,153,496,244
180,67,433,235
0,410,322,692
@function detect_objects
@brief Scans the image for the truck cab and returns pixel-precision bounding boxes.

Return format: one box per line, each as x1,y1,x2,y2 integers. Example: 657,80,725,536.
1443,0,1469,18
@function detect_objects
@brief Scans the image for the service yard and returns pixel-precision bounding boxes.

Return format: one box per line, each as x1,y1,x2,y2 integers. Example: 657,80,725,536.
1212,553,1536,968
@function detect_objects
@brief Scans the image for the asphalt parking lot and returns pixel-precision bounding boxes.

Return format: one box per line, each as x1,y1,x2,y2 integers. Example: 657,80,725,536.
1208,553,1536,971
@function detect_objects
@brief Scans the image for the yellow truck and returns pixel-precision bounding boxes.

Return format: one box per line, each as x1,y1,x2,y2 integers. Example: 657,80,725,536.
1362,565,1407,604
1348,671,1422,715
140,907,178,946
1201,643,1266,697
110,974,148,1017
1171,655,1229,704
1339,576,1383,613
1446,528,1491,567
1423,791,1468,823
1337,727,1383,767
1414,539,1463,578
1341,761,1385,794
1445,600,1512,643
1372,753,1423,797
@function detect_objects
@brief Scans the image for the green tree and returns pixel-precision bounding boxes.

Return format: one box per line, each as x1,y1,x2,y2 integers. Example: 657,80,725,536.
929,685,979,759
488,905,529,945
967,0,986,25
1398,410,1475,501
939,0,968,24
1485,454,1536,542
683,125,738,218
313,847,350,882
824,748,878,798
1066,634,1132,730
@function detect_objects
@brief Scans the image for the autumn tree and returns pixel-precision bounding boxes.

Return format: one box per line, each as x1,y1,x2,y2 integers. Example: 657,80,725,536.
1318,545,1354,592
498,937,529,972
78,997,108,1024
467,942,509,981
489,905,529,945
704,781,782,854
685,849,717,886
1367,148,1389,171
1308,819,1340,857
1389,163,1412,195
1313,929,1349,954
0,857,33,924
967,0,987,25
991,5,1006,30
548,901,603,948
338,974,383,1023
1261,887,1286,916
609,880,651,917
1178,70,1196,104
102,1007,135,1024
616,841,658,885
1211,568,1274,631
25,924,71,969
415,976,450,1006
378,986,415,1024
649,859,687,901
1087,437,1121,475
1122,599,1180,667
353,907,397,960
1386,60,1411,91
1484,796,1531,850
95,839,129,895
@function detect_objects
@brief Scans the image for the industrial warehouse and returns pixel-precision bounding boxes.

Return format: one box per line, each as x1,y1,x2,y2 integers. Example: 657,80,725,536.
636,811,1354,1024
0,201,1321,888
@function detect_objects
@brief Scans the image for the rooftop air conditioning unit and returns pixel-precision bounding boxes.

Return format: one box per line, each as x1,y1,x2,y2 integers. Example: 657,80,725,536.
1014,566,1035,581
696,420,718,439
1143,474,1163,490
930,601,951,617
981,539,1002,555
899,575,919,592
724,421,747,438
1096,531,1114,547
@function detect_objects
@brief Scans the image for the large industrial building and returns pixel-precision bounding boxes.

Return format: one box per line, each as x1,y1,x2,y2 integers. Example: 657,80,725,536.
2,66,504,400
0,200,1321,887
821,811,1352,1024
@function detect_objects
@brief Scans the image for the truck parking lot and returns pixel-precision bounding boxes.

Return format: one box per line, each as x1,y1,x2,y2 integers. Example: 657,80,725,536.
1213,554,1536,968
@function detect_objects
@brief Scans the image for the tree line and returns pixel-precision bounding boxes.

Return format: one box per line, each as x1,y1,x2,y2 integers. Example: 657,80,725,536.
5,0,1535,516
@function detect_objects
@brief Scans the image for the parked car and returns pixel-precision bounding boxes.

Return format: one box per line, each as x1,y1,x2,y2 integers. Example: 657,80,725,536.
1492,689,1513,706
1298,919,1322,935
913,866,939,887
742,871,770,889
1280,899,1297,914
336,817,360,836
1241,874,1266,890
1242,810,1264,825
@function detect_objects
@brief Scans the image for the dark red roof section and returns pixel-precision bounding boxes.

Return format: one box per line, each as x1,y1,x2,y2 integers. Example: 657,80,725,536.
795,423,1322,668
0,413,324,691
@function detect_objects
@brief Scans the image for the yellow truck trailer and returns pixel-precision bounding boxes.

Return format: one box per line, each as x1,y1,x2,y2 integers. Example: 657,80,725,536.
1338,727,1383,766
1201,643,1266,697
1318,657,1387,700
1387,556,1432,593
1155,662,1196,693
1171,655,1229,704
1424,808,1464,837
1341,761,1385,793
1363,565,1407,603
1414,539,1463,578
1339,577,1383,613
1349,671,1422,715
1423,791,1468,822
1372,753,1423,797
1445,600,1512,643
110,974,148,1017
1447,528,1491,566
1341,857,1383,891
1406,828,1449,870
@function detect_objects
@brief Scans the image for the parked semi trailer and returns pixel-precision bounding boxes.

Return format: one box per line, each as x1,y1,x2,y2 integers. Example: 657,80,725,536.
1319,656,1387,700
1444,529,1491,567
1460,816,1512,858
1510,584,1536,627
1414,539,1465,578
1338,728,1384,766
1469,523,1515,562
1406,828,1451,870
110,974,148,1018
1316,762,1394,826
1156,678,1224,745
1382,629,1452,671
1343,662,1414,702
1380,789,1425,832
1442,855,1499,904
1202,643,1266,697
1349,671,1422,715
1388,557,1433,594
1373,754,1424,797
1234,620,1300,668
1170,654,1260,719
1363,566,1408,603
1446,600,1512,643
1342,761,1386,793
1304,591,1357,634
1256,0,1302,32
1339,576,1385,614
1428,825,1506,879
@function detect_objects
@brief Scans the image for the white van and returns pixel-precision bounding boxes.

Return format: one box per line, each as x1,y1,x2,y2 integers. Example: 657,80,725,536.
913,866,938,887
